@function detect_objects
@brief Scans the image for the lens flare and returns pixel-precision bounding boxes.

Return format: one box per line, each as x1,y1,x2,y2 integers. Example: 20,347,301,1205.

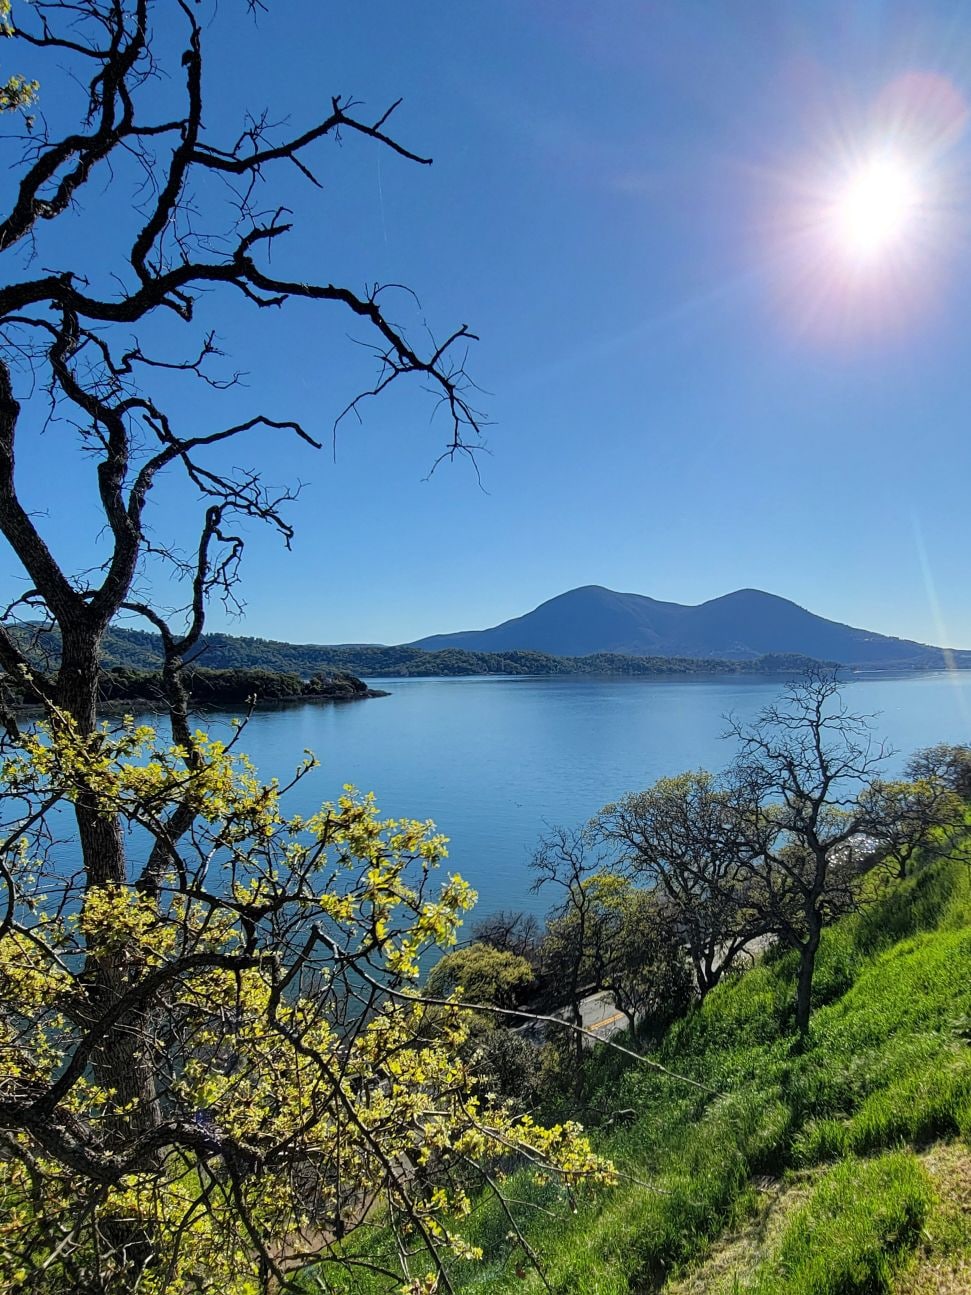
757,69,968,343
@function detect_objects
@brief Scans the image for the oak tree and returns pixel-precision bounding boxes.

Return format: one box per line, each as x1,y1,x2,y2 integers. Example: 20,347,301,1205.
530,826,601,1091
425,942,536,1011
727,669,889,1037
905,743,971,801
539,873,691,1030
859,775,964,880
593,771,765,1000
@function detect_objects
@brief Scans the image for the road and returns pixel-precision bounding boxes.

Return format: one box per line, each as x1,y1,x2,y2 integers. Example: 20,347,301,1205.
578,990,630,1042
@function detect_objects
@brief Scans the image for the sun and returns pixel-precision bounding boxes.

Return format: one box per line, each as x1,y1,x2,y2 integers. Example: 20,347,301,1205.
766,73,968,339
829,156,922,261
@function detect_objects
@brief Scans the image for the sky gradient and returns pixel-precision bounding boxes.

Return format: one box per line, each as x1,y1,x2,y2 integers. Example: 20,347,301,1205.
5,1,971,649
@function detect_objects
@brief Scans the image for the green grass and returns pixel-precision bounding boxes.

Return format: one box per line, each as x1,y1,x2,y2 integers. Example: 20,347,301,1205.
746,1152,933,1294
317,850,971,1294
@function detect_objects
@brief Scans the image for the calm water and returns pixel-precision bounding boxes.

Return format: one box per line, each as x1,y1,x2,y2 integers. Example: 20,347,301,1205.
182,671,971,920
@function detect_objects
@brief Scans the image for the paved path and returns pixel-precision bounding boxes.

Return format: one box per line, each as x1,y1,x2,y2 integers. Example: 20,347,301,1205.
578,990,630,1041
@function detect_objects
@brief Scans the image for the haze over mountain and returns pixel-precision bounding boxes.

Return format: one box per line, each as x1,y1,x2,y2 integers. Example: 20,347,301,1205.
412,586,970,668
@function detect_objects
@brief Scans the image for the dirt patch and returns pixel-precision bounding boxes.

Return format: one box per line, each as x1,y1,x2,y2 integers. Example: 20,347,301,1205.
663,1173,817,1295
894,1255,971,1294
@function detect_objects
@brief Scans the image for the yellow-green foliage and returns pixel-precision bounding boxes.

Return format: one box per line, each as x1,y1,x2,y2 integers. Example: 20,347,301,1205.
0,4,37,113
0,717,614,1293
425,941,535,1007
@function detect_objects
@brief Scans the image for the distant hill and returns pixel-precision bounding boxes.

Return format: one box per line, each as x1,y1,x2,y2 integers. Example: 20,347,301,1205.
8,625,386,678
5,625,825,682
413,585,971,668
8,585,967,681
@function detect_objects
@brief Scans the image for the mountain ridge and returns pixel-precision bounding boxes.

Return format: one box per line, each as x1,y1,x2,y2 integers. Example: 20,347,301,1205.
412,585,970,667
6,586,966,677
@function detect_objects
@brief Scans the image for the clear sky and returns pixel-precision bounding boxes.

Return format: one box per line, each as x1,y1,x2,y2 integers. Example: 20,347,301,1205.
5,1,971,648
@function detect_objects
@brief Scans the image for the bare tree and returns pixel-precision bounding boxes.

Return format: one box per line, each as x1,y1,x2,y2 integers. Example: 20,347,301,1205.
727,669,890,1038
471,909,542,964
530,825,602,1091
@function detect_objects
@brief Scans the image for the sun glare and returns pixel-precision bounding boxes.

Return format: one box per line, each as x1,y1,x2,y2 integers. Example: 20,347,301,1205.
759,70,966,338
830,156,921,261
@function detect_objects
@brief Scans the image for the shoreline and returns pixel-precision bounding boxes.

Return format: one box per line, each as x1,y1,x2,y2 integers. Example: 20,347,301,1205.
9,688,390,719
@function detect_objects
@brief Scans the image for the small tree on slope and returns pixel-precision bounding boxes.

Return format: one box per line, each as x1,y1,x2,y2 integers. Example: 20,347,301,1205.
593,770,766,1001
727,669,891,1038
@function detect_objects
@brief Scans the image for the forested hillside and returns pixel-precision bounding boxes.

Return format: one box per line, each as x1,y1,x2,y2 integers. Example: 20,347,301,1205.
97,667,382,705
2,664,381,708
6,624,826,679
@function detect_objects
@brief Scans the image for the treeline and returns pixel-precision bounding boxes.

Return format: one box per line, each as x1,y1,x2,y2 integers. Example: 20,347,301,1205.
4,666,380,708
5,622,828,678
338,647,829,677
426,671,971,1108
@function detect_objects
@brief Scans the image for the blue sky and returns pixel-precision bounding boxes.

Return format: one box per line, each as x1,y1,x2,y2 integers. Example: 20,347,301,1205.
5,1,971,648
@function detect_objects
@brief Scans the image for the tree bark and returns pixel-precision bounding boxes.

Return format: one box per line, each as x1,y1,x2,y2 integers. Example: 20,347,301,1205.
794,928,820,1039
58,624,164,1141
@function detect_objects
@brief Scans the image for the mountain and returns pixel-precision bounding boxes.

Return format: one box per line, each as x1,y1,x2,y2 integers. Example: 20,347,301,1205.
412,586,971,668
8,587,964,678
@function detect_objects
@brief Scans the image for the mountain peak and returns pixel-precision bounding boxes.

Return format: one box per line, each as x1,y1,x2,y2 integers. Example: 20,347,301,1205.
411,585,957,666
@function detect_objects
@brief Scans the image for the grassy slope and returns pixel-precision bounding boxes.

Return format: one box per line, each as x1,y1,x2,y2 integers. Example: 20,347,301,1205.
323,845,971,1294
464,847,971,1293
667,1141,971,1295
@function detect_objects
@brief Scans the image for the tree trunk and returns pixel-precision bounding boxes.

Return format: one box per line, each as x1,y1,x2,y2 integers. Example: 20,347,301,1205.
570,995,584,1098
57,624,128,893
794,929,820,1039
696,946,722,1003
58,624,163,1142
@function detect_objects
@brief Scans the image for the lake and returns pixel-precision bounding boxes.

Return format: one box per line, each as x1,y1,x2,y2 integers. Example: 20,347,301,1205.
184,671,971,921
